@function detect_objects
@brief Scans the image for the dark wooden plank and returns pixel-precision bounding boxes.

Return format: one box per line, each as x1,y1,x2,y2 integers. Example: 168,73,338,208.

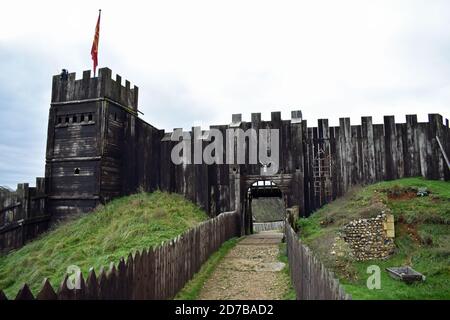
97,267,108,300
36,278,57,300
85,268,98,299
117,258,127,300
125,253,134,299
15,283,35,300
57,275,74,300
74,272,86,300
384,116,398,180
106,262,118,300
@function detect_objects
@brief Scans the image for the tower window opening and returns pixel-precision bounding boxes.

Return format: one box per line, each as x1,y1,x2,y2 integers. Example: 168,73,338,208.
114,112,117,121
88,114,93,121
80,114,85,122
74,168,80,175
57,117,62,124
73,115,77,123
65,116,69,123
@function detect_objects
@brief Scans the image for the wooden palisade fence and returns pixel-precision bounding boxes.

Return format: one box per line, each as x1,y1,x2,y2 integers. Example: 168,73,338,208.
0,179,49,254
0,210,239,300
285,218,352,300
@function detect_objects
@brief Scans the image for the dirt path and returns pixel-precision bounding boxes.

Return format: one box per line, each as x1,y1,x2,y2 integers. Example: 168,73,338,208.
198,231,291,300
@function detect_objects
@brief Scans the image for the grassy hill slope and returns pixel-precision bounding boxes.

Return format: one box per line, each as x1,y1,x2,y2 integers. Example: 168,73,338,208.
0,191,208,298
296,178,450,299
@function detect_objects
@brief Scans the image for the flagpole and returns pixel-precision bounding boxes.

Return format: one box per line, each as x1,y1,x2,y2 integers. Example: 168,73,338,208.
98,9,101,77
91,9,101,76
96,9,101,76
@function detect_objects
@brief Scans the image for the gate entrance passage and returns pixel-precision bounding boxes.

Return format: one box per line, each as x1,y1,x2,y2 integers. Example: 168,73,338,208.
248,180,282,198
242,177,287,234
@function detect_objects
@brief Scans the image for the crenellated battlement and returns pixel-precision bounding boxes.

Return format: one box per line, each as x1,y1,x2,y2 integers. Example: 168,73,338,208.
228,111,449,129
230,111,301,125
160,112,449,144
51,67,139,111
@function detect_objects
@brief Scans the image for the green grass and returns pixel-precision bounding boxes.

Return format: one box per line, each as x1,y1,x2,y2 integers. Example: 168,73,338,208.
278,243,296,300
0,190,208,299
175,238,240,300
295,177,450,300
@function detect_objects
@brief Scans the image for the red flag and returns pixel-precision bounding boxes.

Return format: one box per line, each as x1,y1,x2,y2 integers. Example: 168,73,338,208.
91,10,101,76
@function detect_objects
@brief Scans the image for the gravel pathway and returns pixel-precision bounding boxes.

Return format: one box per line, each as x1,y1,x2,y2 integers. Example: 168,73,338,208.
198,232,291,300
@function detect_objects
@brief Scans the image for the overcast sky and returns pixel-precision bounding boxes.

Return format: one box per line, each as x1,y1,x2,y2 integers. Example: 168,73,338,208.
0,0,449,188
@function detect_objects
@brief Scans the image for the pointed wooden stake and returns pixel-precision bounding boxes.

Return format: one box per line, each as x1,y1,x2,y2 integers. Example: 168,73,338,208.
36,278,57,300
74,272,86,300
86,268,98,299
0,289,8,300
98,266,108,299
57,274,74,300
15,284,35,300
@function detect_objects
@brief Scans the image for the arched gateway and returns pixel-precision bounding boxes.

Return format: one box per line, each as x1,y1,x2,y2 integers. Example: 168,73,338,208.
244,180,284,235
